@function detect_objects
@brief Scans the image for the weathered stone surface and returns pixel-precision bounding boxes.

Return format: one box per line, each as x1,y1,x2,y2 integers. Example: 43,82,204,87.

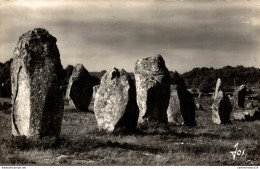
92,85,100,99
233,85,246,108
134,55,170,125
167,85,183,125
167,85,196,126
66,64,93,111
94,67,139,132
212,78,232,124
11,28,64,138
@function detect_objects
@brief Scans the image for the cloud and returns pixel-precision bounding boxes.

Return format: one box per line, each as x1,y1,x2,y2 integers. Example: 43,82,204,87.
0,0,260,73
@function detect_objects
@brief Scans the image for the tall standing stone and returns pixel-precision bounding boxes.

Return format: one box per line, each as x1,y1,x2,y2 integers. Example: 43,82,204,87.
66,64,93,111
233,85,246,108
167,85,183,125
11,28,64,138
167,85,196,126
134,54,170,125
94,67,139,132
212,78,232,124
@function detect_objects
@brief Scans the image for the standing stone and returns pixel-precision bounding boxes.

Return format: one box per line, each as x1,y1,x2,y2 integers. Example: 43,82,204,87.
66,64,93,111
233,85,246,108
92,85,100,99
94,67,139,132
134,54,170,125
167,85,196,126
167,85,183,125
11,28,64,138
212,78,232,124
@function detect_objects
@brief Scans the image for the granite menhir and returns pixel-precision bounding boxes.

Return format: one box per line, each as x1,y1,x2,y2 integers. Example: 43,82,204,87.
11,28,64,139
212,78,232,124
94,67,139,132
66,64,93,111
167,85,196,126
134,54,170,126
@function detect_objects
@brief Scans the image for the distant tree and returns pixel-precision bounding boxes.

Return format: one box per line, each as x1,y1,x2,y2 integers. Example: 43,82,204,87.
181,66,260,89
199,80,213,93
0,59,12,97
89,70,107,80
192,78,201,88
170,71,186,87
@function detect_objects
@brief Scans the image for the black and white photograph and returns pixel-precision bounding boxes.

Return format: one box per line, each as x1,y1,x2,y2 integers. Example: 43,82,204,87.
0,0,260,167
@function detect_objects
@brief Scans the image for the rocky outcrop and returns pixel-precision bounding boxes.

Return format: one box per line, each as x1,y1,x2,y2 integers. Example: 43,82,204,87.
66,64,93,111
134,55,170,126
233,85,246,108
212,78,232,124
94,67,139,132
11,28,64,138
167,85,196,126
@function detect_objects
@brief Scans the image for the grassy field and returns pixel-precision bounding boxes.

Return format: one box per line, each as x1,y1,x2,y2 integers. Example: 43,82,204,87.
0,97,259,165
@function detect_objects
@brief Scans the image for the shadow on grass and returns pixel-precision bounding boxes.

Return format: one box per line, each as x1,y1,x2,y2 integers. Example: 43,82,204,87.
64,107,94,114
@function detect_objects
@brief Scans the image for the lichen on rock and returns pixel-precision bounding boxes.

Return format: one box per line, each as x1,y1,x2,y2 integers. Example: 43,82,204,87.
11,28,64,139
94,67,139,132
134,54,170,126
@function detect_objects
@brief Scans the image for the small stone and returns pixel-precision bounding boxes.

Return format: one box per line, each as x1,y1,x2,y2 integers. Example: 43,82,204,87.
246,102,254,109
92,85,100,99
71,159,95,165
41,159,54,164
195,103,204,111
55,155,70,164
233,109,260,121
233,112,245,121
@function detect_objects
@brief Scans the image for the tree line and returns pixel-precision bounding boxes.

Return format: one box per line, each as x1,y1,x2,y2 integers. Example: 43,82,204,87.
0,58,260,97
180,66,260,92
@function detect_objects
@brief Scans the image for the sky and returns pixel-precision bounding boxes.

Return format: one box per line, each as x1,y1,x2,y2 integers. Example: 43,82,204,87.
0,0,260,73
